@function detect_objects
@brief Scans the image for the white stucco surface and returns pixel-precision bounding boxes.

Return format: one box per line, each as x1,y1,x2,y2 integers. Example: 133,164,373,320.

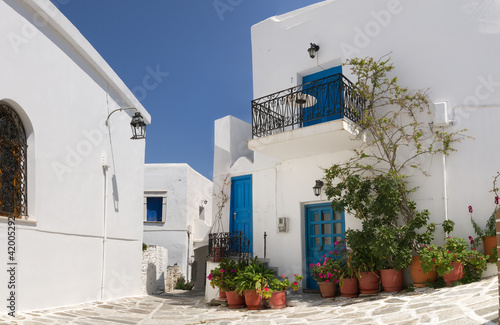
214,0,500,287
0,0,149,313
143,164,213,290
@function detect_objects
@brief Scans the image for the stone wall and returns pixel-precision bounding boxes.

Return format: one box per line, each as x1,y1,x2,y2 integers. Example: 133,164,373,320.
165,265,182,292
142,246,168,295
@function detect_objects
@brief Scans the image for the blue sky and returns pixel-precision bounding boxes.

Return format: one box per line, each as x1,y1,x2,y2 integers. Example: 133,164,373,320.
51,0,323,179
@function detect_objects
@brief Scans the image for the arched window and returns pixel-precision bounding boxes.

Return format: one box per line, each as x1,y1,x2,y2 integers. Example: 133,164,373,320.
0,104,27,218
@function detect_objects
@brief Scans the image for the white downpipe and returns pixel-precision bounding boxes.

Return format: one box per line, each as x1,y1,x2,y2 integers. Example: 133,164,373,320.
100,164,109,300
442,153,449,221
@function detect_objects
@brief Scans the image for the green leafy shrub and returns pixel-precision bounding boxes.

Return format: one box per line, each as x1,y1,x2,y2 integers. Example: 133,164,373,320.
174,276,194,290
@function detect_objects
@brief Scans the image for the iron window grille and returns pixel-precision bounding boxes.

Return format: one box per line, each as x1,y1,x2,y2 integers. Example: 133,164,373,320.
0,104,27,218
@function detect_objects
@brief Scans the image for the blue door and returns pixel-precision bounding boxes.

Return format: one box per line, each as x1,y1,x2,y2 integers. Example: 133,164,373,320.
302,66,343,127
305,203,345,290
230,175,253,255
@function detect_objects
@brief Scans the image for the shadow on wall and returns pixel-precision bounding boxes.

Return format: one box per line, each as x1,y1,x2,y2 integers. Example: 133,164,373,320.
142,246,168,294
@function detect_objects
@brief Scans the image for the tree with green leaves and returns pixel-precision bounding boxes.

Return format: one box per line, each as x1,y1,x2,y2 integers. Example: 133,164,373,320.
324,56,465,265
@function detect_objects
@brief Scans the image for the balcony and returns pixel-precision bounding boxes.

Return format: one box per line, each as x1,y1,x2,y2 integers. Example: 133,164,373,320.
249,73,366,160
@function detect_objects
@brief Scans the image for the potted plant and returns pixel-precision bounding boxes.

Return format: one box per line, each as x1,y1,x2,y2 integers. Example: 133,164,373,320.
332,241,359,297
469,204,497,262
207,258,247,307
410,220,454,287
235,257,275,310
268,274,303,309
420,236,473,286
346,224,381,295
309,252,342,298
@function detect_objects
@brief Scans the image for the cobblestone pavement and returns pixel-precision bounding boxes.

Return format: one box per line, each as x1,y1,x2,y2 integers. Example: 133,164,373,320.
1,276,498,324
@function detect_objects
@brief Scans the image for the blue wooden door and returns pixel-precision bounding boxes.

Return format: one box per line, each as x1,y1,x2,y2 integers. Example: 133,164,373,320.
230,175,253,255
305,203,345,290
302,66,343,127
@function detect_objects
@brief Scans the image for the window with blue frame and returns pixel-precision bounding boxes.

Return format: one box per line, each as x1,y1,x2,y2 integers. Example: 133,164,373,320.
145,195,166,222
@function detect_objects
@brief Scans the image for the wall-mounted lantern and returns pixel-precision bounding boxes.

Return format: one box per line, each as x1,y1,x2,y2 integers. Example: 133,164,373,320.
105,107,146,140
313,180,324,196
307,43,320,59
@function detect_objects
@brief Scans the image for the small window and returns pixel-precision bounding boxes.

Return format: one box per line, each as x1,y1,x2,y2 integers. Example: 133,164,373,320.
146,197,162,222
144,191,167,222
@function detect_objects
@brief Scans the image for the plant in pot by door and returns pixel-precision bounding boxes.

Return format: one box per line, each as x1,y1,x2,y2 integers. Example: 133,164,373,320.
207,258,248,308
309,252,341,298
235,257,275,310
336,247,359,298
268,274,303,309
469,204,497,263
346,223,382,295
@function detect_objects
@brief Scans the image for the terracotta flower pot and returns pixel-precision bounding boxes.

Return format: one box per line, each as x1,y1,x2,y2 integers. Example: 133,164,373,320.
483,236,497,262
244,290,266,310
340,277,359,297
380,269,404,292
226,290,245,309
358,271,380,295
218,289,227,301
442,262,464,286
318,281,336,298
268,290,287,309
410,255,437,287
210,247,226,262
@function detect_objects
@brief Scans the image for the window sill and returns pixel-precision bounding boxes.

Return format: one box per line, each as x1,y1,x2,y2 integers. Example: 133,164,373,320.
0,216,37,226
143,221,165,224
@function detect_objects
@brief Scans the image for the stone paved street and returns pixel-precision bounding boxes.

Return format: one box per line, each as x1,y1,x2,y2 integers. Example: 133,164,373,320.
1,276,498,324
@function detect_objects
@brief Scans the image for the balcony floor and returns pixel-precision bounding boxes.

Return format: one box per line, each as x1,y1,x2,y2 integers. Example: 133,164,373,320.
248,118,363,160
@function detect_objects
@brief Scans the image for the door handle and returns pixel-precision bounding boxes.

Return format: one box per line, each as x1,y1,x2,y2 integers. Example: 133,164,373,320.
319,246,323,251
233,212,237,220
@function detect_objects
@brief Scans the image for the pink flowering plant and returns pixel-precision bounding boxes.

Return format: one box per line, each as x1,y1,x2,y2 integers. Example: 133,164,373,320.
207,258,247,292
309,241,344,283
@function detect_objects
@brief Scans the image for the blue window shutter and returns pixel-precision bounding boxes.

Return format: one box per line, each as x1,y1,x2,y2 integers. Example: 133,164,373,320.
146,197,163,222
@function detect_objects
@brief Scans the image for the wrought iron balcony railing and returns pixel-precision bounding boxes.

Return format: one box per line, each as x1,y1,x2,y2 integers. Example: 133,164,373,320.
208,231,251,262
251,73,366,138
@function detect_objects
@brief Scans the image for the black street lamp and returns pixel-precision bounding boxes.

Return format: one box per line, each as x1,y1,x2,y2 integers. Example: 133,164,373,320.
313,180,324,197
307,43,320,59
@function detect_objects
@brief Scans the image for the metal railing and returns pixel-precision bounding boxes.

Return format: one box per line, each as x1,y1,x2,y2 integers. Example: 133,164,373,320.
208,231,251,262
251,73,366,138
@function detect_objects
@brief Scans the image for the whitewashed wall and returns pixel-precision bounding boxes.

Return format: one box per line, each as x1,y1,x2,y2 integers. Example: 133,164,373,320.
143,164,212,289
0,0,150,312
214,0,500,282
250,0,500,239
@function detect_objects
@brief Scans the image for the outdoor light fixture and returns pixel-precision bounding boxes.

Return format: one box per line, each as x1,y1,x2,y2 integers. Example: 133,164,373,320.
105,107,146,140
313,180,324,197
307,43,320,59
130,112,146,140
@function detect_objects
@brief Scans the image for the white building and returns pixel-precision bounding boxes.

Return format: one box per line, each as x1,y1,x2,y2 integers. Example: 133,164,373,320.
0,0,150,313
143,164,213,289
213,0,500,290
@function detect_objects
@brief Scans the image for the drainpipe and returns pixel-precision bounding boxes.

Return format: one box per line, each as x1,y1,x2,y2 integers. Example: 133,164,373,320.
101,160,109,300
442,153,449,222
186,226,192,281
